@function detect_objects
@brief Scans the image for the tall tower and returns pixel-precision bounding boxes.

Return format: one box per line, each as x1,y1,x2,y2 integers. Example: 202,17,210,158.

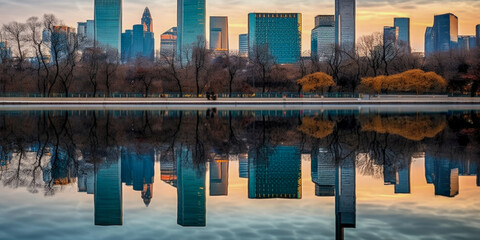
177,0,206,59
209,16,229,52
433,13,458,52
476,24,480,47
394,18,411,52
335,0,356,53
94,0,122,52
142,7,153,33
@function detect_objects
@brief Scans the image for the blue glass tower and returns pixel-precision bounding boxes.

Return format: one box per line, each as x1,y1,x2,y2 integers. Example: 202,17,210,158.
425,27,435,56
248,13,302,64
177,0,206,59
335,0,356,53
394,17,410,52
94,0,122,52
238,34,248,58
94,158,123,226
476,24,480,48
121,30,132,63
311,15,335,61
132,24,145,59
434,13,458,52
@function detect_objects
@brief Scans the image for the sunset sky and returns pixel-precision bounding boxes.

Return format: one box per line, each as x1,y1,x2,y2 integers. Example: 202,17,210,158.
0,0,478,53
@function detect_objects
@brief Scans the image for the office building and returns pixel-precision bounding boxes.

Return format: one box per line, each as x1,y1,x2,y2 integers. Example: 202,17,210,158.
77,22,87,39
160,27,177,57
50,26,76,61
458,36,476,51
383,26,399,60
142,7,155,61
476,24,480,47
394,18,410,52
210,158,229,196
311,15,335,61
142,7,153,32
210,17,229,52
77,20,95,47
335,0,356,53
121,30,133,63
132,24,145,59
94,0,122,51
94,158,123,226
238,34,248,57
177,146,206,227
248,146,302,199
425,27,435,56
177,0,206,59
0,42,12,63
248,13,302,64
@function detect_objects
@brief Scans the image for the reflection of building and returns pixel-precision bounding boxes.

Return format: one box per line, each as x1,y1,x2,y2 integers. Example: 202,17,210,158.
94,0,122,51
121,148,155,206
78,160,95,194
248,13,302,64
312,148,335,196
311,15,335,61
209,17,229,52
177,146,206,227
395,159,411,194
210,158,229,196
425,156,459,197
239,153,248,178
160,152,177,187
248,146,301,199
335,154,356,239
95,158,123,226
335,0,356,53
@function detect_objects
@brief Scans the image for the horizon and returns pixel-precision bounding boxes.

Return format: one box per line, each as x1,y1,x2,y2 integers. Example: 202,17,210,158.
0,0,478,53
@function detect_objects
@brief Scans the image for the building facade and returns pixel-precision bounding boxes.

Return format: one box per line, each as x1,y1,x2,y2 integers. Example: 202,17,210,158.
177,0,206,59
335,0,356,53
160,27,178,58
248,13,302,64
429,13,458,53
311,15,335,61
121,30,133,63
394,17,410,52
77,20,95,48
383,26,399,60
458,36,477,51
0,42,12,63
476,24,480,47
210,16,229,52
238,34,248,57
121,8,155,62
94,0,122,51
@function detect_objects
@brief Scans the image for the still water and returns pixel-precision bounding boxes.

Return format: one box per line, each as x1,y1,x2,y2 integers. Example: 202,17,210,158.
1,106,480,240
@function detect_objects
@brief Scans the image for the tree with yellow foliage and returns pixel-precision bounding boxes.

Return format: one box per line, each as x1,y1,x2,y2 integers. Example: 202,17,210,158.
297,72,336,95
297,117,335,139
360,69,447,94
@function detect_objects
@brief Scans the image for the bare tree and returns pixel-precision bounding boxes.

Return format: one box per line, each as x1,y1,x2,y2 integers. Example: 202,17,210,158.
225,51,246,97
249,44,276,93
2,21,28,68
190,37,209,97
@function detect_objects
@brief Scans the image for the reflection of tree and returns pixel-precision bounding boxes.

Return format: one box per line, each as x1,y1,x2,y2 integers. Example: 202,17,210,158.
361,115,447,141
298,116,335,139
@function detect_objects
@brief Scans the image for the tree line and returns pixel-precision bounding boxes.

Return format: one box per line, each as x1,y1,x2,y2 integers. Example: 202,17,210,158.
1,14,479,97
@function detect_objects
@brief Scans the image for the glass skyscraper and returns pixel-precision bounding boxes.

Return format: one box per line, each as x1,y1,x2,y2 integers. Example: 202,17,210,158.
209,16,229,52
248,13,302,64
335,0,356,53
94,0,122,52
434,13,458,52
238,34,248,57
476,24,480,47
394,17,410,52
94,158,123,226
160,27,177,57
177,0,206,59
121,30,133,63
425,27,435,56
132,24,144,59
383,26,398,60
311,15,335,61
458,36,476,51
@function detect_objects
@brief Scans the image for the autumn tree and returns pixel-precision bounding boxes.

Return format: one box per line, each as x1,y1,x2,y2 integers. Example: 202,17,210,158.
297,72,336,95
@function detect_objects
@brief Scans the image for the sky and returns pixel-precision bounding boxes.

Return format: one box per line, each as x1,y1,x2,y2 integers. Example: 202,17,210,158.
0,0,479,53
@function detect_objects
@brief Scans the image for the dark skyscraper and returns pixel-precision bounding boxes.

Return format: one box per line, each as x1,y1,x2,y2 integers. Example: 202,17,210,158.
335,154,356,239
335,0,356,53
210,16,229,52
238,34,248,58
248,146,302,199
383,26,398,60
132,24,144,58
425,27,435,56
394,17,410,51
311,15,335,61
94,0,122,51
142,7,153,33
434,13,459,52
476,24,480,47
94,158,123,226
121,30,133,63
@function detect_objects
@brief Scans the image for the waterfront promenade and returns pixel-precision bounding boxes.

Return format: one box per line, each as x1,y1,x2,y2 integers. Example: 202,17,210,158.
1,95,480,105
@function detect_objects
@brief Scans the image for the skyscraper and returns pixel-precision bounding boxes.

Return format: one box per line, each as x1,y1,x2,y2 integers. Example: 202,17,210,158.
160,27,178,58
425,27,435,56
94,0,122,51
132,24,144,59
335,154,356,239
121,30,133,63
383,26,399,60
311,15,335,61
209,158,229,196
248,13,302,64
434,13,458,52
142,7,153,33
210,16,229,52
458,36,476,51
50,26,76,61
238,34,248,58
312,148,335,196
0,42,12,63
335,0,356,53
394,17,410,52
177,0,206,59
94,158,123,226
476,24,480,48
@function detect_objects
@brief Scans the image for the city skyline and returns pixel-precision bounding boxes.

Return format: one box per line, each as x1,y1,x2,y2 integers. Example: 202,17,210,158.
0,0,478,53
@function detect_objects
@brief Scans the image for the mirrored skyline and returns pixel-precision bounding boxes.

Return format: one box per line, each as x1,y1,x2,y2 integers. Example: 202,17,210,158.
0,0,478,52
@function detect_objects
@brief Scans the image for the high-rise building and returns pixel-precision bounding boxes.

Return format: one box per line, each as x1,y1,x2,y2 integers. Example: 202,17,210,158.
177,147,206,227
121,30,133,63
132,24,145,59
394,18,410,52
177,0,206,59
238,153,248,178
210,16,229,52
248,13,302,64
210,158,229,196
311,15,335,61
425,27,435,56
335,0,356,53
312,148,335,197
335,154,356,239
94,0,122,51
238,34,248,58
160,27,178,58
248,146,302,199
458,36,477,51
50,26,76,61
86,20,95,42
94,158,123,226
476,24,480,48
77,22,87,39
0,42,12,63
434,13,458,52
425,156,459,197
142,7,153,33
383,26,399,60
